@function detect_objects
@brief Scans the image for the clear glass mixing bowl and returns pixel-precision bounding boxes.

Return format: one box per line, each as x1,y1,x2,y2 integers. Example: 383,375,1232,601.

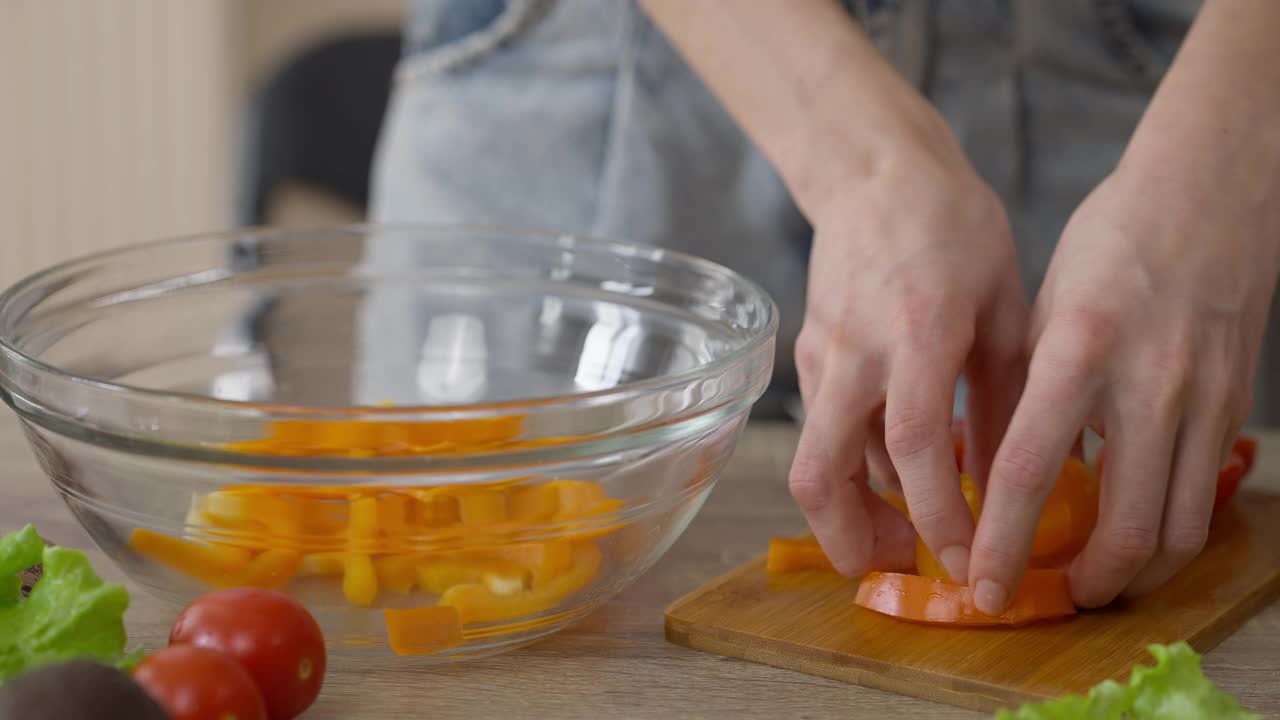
0,225,776,660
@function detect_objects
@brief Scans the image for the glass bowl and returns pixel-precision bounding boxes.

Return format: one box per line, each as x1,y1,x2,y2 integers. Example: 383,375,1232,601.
0,225,776,660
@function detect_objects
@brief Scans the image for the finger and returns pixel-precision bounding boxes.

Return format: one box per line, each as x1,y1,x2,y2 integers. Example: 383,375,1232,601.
964,275,1028,489
969,326,1099,614
885,350,969,582
1069,397,1181,607
865,412,900,497
788,363,886,577
1123,410,1225,597
858,480,918,571
795,329,822,418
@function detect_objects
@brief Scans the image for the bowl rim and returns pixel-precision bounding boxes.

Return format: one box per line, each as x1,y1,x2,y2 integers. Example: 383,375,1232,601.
0,223,778,467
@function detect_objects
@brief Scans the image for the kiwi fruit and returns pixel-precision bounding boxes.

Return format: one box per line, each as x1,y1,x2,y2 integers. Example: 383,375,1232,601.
0,660,170,720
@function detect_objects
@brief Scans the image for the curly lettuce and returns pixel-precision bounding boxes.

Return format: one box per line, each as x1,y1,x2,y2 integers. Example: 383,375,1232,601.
996,642,1259,719
0,525,140,681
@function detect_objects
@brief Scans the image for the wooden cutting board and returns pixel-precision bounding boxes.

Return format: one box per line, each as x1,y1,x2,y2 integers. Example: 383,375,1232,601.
665,491,1280,714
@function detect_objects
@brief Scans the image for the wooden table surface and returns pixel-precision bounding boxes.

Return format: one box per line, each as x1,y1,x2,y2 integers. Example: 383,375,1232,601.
5,414,1280,719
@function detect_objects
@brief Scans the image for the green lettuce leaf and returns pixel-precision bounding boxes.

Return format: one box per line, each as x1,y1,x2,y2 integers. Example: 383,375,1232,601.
0,525,138,682
996,642,1259,720
0,525,43,609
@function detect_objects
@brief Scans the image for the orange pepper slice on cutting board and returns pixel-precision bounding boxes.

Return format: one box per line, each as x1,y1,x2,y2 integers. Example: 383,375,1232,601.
766,537,834,573
855,569,1075,626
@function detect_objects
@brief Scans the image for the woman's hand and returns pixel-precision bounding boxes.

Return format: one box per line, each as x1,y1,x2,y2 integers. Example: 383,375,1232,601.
968,0,1280,614
969,164,1280,612
640,0,1032,580
791,142,1028,580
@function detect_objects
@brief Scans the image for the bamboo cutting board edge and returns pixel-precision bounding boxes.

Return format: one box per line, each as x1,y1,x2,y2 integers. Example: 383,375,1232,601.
664,560,1040,712
665,491,1280,714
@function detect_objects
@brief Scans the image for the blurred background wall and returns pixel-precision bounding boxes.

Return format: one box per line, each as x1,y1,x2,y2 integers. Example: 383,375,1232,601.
0,0,407,288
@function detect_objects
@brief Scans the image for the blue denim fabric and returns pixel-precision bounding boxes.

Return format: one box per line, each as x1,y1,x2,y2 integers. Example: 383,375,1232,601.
367,0,809,415
367,0,1280,424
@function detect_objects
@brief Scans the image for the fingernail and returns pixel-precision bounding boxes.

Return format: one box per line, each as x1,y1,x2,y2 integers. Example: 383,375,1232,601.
975,579,1008,616
939,545,970,582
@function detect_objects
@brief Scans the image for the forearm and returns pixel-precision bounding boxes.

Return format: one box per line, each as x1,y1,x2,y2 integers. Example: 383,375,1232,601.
1121,0,1280,228
639,0,956,218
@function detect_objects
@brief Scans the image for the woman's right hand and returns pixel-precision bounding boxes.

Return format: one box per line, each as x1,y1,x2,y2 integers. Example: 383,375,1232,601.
639,0,1030,580
790,132,1029,581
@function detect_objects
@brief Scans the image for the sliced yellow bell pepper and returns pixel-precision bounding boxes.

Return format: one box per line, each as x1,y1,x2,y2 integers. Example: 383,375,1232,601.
348,496,380,540
416,557,528,596
342,554,378,606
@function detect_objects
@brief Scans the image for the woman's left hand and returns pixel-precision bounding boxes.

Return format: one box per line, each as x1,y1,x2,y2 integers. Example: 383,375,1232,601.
967,162,1280,613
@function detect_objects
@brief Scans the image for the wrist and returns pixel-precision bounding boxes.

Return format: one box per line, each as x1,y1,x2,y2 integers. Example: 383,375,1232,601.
782,94,968,222
1118,127,1280,243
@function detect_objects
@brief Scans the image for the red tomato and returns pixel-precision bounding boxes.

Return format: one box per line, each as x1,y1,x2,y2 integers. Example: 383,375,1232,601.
169,587,326,720
134,645,268,720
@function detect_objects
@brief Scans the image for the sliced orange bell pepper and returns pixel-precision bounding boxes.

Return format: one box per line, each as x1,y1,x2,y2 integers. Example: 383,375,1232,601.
223,415,529,458
547,480,625,541
384,606,465,656
374,553,421,594
301,552,347,576
171,429,627,611
412,490,461,527
855,569,1075,626
456,489,509,526
765,537,833,573
1030,457,1099,562
202,490,304,539
377,494,412,538
551,480,608,518
237,548,302,589
129,529,252,586
439,542,602,624
487,541,574,587
916,474,983,580
508,483,560,524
